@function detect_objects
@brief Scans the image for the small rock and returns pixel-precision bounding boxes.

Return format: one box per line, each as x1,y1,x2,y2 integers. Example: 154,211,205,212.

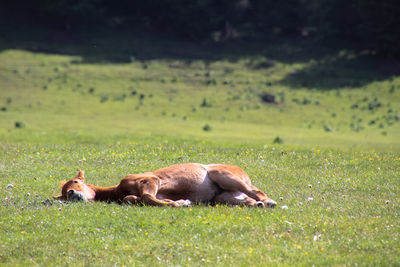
42,199,52,205
7,184,14,189
260,93,276,103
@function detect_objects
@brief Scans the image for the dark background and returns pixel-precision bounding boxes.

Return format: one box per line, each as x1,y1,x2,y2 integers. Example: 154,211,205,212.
1,0,400,57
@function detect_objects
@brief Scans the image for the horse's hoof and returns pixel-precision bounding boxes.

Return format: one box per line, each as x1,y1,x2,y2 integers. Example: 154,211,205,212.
266,200,277,208
256,201,265,207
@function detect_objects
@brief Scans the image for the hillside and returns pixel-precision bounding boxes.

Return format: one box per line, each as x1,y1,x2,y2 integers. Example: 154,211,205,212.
0,30,399,149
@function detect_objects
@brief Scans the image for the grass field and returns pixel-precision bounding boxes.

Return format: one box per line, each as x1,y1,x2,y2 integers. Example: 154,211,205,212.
1,29,400,266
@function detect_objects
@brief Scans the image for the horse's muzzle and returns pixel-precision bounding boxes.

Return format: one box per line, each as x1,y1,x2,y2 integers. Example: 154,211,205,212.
67,189,87,202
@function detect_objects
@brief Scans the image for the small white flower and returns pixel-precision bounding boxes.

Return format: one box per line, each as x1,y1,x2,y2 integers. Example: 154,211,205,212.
385,200,390,204
308,197,314,201
279,196,283,201
308,184,312,188
313,234,322,241
281,205,288,210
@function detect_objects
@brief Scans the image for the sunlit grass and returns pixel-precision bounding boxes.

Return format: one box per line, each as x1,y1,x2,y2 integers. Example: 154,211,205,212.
1,49,399,149
0,143,399,265
0,42,399,265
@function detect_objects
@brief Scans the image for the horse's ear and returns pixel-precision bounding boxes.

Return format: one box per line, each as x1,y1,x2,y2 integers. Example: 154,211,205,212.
75,170,85,181
54,180,67,199
59,180,67,188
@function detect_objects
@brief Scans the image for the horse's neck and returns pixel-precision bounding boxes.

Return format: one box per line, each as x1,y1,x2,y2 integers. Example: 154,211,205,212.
88,184,119,201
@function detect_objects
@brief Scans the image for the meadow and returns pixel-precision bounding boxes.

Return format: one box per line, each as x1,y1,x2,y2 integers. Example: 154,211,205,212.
0,30,399,266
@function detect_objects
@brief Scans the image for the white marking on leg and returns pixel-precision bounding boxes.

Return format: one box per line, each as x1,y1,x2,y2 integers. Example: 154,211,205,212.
233,192,248,201
182,199,192,207
177,199,192,207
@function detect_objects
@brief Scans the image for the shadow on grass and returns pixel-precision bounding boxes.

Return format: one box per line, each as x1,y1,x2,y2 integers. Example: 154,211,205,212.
0,19,399,90
0,23,325,63
280,51,400,90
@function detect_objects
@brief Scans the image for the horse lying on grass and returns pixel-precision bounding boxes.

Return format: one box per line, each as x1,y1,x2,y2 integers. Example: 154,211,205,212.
54,163,276,208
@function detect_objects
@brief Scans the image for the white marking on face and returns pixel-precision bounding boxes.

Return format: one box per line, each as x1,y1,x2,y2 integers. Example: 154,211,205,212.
68,190,88,201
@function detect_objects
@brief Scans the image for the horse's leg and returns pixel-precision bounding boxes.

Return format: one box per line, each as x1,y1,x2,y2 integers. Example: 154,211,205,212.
122,195,140,205
208,168,276,207
212,191,264,207
137,178,190,207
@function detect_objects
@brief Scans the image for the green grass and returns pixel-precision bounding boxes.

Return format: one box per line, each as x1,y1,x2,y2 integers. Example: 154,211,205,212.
0,30,400,266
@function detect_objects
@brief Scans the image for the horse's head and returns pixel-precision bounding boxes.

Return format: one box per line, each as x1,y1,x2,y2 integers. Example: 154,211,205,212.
53,170,95,202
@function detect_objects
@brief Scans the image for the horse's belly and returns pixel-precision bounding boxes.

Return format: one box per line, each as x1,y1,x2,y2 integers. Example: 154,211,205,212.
157,174,219,202
189,175,219,202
